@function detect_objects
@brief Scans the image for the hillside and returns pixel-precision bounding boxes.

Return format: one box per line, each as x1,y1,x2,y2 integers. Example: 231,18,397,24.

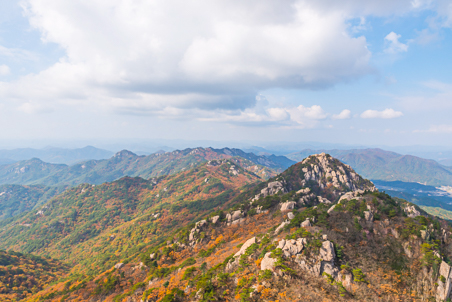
0,148,294,187
287,148,452,186
0,250,68,302
4,153,452,301
11,153,452,302
0,159,261,276
0,184,66,221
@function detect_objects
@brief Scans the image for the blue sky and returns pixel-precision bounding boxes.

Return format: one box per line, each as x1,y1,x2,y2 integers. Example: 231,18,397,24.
0,0,452,148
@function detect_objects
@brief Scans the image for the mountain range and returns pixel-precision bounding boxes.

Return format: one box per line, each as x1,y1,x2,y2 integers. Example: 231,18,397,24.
0,146,114,165
2,153,451,301
0,148,294,187
287,148,452,187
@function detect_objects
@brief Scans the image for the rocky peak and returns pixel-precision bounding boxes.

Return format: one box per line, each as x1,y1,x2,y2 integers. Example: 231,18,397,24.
298,153,376,197
252,153,376,203
113,150,137,158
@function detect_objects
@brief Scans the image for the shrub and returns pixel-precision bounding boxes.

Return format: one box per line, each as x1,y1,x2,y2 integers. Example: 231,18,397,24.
352,268,366,283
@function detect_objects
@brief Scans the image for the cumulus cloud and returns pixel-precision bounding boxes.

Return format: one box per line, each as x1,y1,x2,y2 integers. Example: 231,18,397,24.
0,65,10,76
0,0,379,116
360,108,404,119
332,109,351,119
384,32,409,53
199,103,330,129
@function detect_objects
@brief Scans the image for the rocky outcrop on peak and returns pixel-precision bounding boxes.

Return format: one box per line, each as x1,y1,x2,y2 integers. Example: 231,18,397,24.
298,153,376,197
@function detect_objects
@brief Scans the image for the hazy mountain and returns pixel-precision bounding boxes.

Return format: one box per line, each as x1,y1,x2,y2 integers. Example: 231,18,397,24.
287,148,452,186
0,147,295,187
0,146,114,164
0,158,16,166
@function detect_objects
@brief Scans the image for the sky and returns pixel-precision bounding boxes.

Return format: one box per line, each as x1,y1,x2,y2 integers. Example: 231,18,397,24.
1,0,452,149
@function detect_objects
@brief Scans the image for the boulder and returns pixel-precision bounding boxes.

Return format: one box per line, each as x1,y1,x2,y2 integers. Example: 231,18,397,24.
280,201,296,212
338,271,353,290
278,238,305,257
296,188,311,195
234,237,256,258
275,220,289,234
195,220,207,228
114,263,124,269
420,230,430,241
261,252,277,271
320,241,335,262
231,210,243,221
230,218,246,225
364,211,374,222
404,205,421,218
327,204,336,214
301,218,311,228
287,212,295,220
210,215,220,224
318,196,332,204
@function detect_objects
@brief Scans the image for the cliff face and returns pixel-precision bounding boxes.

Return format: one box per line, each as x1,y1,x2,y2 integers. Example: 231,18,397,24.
12,154,452,302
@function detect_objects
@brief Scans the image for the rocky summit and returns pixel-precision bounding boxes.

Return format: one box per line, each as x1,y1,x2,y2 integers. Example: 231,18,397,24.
2,154,452,302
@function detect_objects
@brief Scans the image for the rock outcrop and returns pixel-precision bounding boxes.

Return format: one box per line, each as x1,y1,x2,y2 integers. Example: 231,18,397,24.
404,205,421,218
280,201,296,212
299,153,376,199
188,220,207,245
253,180,286,200
295,240,339,281
301,218,312,228
437,261,452,301
278,238,306,257
261,252,277,271
227,237,257,272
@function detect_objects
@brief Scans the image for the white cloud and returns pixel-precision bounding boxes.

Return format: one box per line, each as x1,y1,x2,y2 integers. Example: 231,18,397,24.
332,109,351,119
360,108,404,119
415,125,452,133
436,0,452,28
0,0,378,116
17,102,53,114
0,45,38,61
199,103,328,129
289,105,327,122
384,32,409,54
0,65,10,76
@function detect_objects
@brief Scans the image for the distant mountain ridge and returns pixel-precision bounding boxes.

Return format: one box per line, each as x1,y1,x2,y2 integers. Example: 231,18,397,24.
0,146,114,165
287,148,452,186
0,147,295,187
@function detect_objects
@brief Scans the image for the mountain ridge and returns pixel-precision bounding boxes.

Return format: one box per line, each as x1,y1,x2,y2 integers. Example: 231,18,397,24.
0,147,295,187
287,148,452,186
